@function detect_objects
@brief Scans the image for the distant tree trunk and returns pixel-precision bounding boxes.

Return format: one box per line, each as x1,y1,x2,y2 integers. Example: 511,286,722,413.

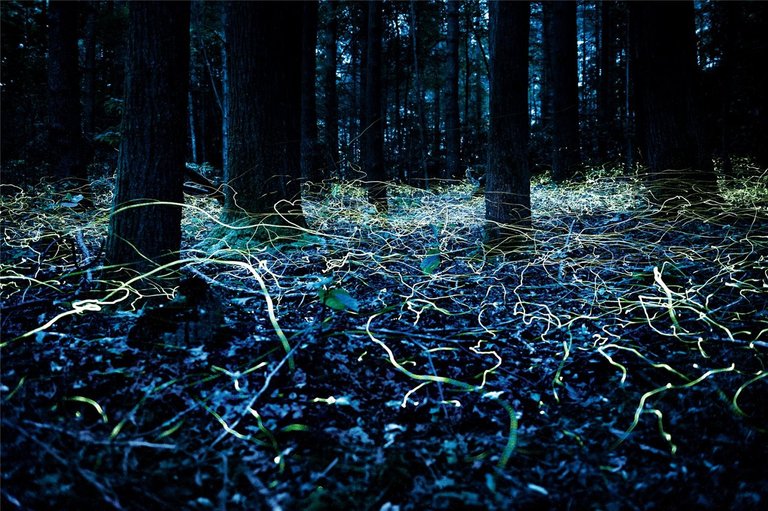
82,2,97,141
221,2,230,181
106,2,189,271
596,0,615,162
357,7,368,171
544,1,581,182
365,0,387,212
714,1,768,170
540,5,553,148
301,1,322,189
486,1,530,237
47,1,86,181
629,1,714,189
410,0,429,187
322,1,340,173
432,84,441,177
463,3,471,136
445,0,460,180
223,2,304,224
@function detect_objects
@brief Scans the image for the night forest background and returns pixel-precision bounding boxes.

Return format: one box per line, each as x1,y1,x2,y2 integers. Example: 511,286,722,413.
1,1,767,510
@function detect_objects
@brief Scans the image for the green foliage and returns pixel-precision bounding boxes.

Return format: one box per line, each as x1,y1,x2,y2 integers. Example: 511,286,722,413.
318,286,360,312
420,248,441,275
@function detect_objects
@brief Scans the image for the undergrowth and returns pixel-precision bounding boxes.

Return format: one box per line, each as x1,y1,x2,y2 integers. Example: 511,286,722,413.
1,165,767,510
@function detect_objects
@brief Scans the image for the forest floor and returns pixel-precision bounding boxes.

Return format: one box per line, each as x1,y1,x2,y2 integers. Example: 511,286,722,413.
1,166,767,511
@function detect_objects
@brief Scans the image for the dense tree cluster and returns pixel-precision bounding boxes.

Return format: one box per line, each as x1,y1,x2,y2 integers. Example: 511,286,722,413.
1,0,766,269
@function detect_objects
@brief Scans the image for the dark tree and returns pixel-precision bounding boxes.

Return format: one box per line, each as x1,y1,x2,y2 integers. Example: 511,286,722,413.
445,0,461,180
321,1,340,172
106,2,190,270
486,1,530,235
629,1,714,185
365,0,387,211
301,1,322,189
596,0,620,162
410,0,429,185
82,2,97,141
223,2,304,223
47,1,86,181
543,1,580,181
711,1,768,170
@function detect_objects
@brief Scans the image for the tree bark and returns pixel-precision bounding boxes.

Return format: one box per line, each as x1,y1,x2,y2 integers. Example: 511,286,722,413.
596,0,616,162
301,1,322,189
445,0,461,180
410,1,429,187
543,1,581,182
486,1,530,237
82,2,97,141
322,1,340,173
47,1,86,181
223,2,305,223
365,0,387,212
629,1,714,188
106,1,190,271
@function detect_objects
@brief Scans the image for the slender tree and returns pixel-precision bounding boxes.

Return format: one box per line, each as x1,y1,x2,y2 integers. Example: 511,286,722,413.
223,2,304,223
543,1,580,182
322,1,340,173
629,1,714,187
47,1,86,181
106,1,190,271
82,2,97,141
445,0,461,180
365,0,387,212
596,1,618,162
301,0,322,189
486,1,530,237
410,0,429,186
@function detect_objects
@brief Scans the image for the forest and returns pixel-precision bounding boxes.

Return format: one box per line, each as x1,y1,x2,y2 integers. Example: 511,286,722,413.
1,1,766,509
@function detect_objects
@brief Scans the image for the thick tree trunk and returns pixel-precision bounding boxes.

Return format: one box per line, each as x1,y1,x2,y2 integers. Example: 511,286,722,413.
106,2,190,271
486,1,530,236
365,0,387,212
544,1,581,182
301,1,321,189
223,2,304,223
47,1,86,181
629,1,714,188
445,0,461,180
322,1,340,173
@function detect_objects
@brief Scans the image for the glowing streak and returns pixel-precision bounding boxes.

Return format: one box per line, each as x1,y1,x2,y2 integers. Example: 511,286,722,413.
364,315,475,391
66,396,108,423
597,346,627,384
613,365,736,448
401,382,430,408
732,371,767,417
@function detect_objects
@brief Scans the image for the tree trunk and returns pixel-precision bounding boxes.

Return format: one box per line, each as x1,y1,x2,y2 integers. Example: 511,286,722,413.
445,0,461,180
106,1,190,271
223,2,305,224
596,0,615,162
47,1,86,181
544,1,581,182
322,1,340,173
410,0,429,187
365,0,387,212
486,1,530,237
629,1,714,188
82,2,97,141
301,1,321,189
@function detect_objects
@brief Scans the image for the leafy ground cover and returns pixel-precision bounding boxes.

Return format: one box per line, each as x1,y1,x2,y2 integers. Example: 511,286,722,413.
1,167,767,510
